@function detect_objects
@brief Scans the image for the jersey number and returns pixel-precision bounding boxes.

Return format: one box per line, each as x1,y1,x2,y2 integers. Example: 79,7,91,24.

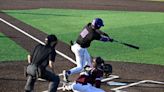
80,28,89,38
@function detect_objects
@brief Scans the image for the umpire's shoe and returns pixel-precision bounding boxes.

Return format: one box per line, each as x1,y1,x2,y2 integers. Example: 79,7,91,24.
63,70,69,83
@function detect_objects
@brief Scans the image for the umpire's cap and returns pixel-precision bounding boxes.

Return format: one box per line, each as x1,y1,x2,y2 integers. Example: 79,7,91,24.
91,18,104,29
45,34,58,47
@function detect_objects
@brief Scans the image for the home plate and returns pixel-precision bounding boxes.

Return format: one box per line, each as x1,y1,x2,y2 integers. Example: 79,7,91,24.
107,81,127,86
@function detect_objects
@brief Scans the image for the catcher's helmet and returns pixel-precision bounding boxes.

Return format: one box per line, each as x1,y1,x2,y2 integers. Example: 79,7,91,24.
45,34,58,47
94,57,104,65
91,18,104,29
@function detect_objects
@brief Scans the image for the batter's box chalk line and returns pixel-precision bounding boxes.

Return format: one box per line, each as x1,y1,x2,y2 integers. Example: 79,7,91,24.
111,80,164,92
115,90,127,92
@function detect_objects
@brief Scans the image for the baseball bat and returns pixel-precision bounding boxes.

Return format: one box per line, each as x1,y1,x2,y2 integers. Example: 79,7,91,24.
113,40,139,50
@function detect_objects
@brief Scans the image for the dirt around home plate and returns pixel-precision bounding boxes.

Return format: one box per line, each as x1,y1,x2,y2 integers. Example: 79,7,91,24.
0,0,164,92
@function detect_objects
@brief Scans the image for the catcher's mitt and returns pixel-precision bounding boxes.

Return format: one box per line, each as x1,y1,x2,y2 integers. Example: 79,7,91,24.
103,64,112,78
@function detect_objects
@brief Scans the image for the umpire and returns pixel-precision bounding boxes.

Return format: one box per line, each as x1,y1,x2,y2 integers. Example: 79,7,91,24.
24,34,60,92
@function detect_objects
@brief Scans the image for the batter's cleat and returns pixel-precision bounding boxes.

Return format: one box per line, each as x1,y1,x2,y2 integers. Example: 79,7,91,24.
63,70,69,83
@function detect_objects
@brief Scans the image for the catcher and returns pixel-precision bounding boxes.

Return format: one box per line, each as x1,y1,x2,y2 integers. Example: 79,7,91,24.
24,34,60,92
62,57,112,92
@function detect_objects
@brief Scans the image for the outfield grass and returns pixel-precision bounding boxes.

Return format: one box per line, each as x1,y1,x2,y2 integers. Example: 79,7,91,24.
3,9,164,65
0,32,28,62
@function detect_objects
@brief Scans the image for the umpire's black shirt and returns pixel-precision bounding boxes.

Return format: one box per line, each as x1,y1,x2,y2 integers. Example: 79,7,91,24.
30,44,56,68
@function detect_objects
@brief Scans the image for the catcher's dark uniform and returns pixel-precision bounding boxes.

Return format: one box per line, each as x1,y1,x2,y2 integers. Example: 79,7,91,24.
71,67,105,92
76,68,104,88
24,44,60,92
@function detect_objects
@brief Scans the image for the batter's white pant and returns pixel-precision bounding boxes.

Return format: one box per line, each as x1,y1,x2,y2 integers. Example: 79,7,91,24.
71,82,105,92
69,43,92,75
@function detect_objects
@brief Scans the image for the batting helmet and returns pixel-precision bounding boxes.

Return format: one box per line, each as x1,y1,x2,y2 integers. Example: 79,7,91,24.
45,34,58,47
91,18,104,29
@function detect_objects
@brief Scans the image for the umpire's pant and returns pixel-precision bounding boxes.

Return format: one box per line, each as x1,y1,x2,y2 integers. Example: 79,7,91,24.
24,69,60,92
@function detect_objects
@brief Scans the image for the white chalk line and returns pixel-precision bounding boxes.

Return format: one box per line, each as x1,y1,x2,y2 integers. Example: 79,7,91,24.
111,80,164,91
0,18,77,65
101,75,119,82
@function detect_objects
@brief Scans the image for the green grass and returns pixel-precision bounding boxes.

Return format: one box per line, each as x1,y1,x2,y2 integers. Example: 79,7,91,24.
3,9,164,65
0,32,28,62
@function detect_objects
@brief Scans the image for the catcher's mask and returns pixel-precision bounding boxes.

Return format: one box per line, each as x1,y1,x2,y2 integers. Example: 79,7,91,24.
91,18,104,29
93,57,104,67
45,34,58,47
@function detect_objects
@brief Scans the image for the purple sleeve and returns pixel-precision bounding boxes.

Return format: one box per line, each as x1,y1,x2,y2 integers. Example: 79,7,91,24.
100,36,110,42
